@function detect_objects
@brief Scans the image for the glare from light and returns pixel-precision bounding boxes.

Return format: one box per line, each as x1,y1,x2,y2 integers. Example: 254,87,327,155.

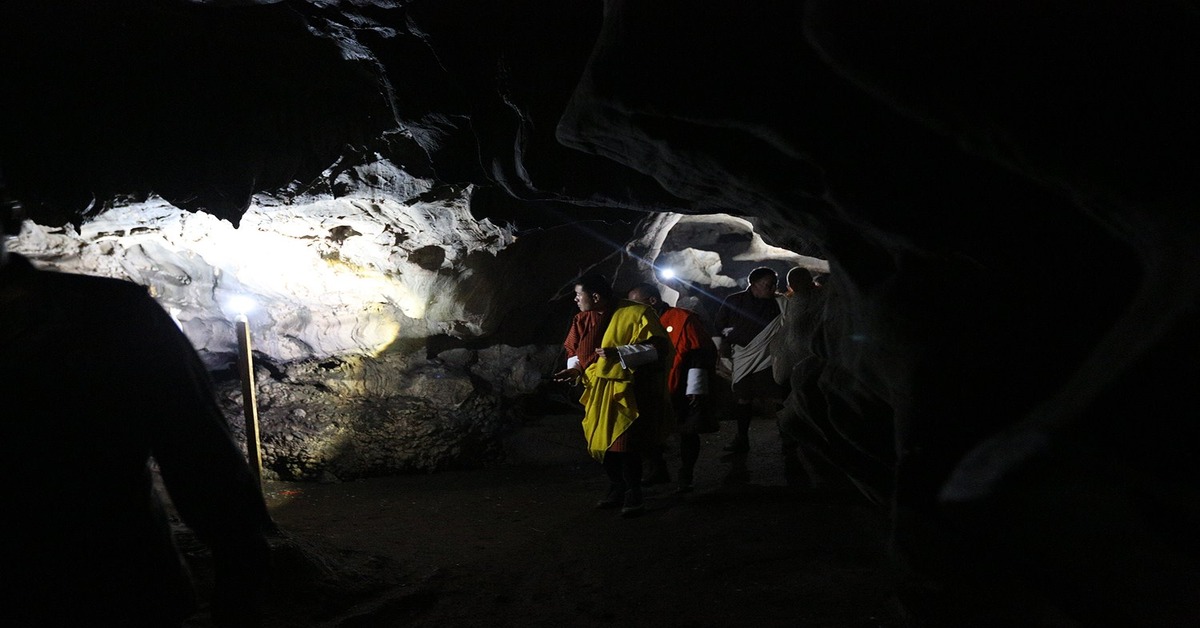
228,294,257,316
659,267,676,280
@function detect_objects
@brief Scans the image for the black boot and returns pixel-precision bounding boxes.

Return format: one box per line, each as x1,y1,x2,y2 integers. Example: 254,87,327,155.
642,454,671,486
597,453,626,508
597,482,625,509
620,486,645,517
675,467,694,494
723,404,752,452
620,454,645,516
677,434,699,493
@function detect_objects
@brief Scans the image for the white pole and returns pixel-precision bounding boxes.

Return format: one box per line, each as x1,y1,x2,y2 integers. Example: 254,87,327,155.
235,314,263,484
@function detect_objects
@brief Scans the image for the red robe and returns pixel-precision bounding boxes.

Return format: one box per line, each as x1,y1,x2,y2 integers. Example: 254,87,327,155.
659,306,717,397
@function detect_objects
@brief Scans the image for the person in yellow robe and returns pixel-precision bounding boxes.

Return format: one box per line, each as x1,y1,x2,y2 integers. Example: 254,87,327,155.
554,273,673,517
627,282,719,493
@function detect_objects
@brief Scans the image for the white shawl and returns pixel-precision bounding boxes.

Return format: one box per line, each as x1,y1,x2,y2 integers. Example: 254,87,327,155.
730,295,785,384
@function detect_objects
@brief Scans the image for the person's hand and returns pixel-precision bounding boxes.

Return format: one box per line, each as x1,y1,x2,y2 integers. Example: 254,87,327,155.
687,394,706,408
595,347,617,361
552,367,582,382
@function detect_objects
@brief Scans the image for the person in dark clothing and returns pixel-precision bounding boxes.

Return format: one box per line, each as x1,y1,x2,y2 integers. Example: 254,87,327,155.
0,193,274,627
713,267,788,455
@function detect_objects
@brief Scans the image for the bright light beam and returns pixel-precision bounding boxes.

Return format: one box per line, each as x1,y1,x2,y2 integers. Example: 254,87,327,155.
228,294,257,317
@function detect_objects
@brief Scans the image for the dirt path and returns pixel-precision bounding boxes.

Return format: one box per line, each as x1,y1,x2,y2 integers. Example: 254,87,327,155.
182,416,902,627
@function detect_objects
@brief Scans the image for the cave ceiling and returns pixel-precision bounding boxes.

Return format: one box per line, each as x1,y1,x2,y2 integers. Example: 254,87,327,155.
3,1,1194,250
2,1,1194,260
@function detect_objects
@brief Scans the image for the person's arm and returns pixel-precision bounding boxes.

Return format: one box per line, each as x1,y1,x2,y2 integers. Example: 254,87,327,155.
596,310,671,369
714,335,731,360
554,315,586,381
595,342,659,368
682,314,716,396
685,368,710,397
713,295,736,358
562,314,583,359
613,342,659,368
713,296,732,337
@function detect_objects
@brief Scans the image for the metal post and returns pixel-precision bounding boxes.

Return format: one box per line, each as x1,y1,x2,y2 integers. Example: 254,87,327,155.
235,314,263,484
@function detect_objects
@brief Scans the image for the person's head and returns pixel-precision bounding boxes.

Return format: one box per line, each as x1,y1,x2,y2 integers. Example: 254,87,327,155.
785,267,815,297
0,190,26,266
626,282,663,310
573,273,614,312
747,267,778,299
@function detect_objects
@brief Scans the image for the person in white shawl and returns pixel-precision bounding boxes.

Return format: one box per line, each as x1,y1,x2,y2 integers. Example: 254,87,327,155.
714,267,789,454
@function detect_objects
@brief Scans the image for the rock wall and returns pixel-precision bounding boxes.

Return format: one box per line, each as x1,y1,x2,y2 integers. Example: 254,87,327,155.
222,347,560,481
11,164,813,480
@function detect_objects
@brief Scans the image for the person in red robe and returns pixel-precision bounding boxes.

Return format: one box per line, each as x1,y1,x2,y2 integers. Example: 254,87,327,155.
553,274,673,516
627,282,718,492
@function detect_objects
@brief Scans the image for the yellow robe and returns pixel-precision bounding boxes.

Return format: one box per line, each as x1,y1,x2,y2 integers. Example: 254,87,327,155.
579,301,674,461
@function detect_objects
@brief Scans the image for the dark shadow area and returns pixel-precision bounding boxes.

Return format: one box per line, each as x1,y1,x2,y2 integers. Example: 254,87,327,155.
172,416,900,627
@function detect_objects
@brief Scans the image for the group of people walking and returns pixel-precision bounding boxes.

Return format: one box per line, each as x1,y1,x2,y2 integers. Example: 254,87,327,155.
554,266,825,516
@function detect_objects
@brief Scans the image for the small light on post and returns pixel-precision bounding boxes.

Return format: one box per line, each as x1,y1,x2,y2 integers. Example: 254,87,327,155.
229,295,263,485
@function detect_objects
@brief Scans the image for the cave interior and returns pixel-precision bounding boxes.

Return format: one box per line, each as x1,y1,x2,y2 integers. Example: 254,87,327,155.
2,1,1198,625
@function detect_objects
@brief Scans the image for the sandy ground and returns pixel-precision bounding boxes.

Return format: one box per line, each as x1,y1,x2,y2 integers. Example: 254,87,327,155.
179,415,903,628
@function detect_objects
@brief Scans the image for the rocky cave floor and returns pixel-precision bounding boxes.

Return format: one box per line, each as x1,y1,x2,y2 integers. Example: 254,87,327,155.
172,414,903,628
